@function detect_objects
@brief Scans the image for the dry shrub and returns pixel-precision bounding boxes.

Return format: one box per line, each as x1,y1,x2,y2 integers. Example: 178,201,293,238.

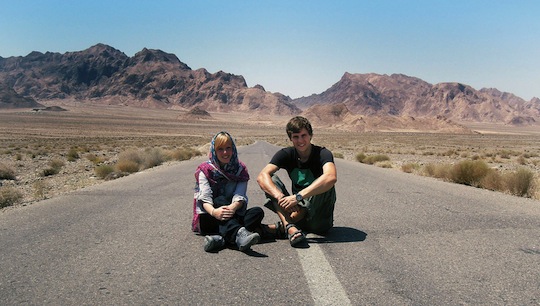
85,153,105,165
377,161,393,168
0,186,23,208
0,162,16,180
479,169,503,191
402,163,420,173
115,159,140,173
503,168,535,197
116,149,143,173
449,160,490,186
334,152,344,159
167,147,202,161
49,158,65,169
67,148,80,162
41,158,65,177
95,164,115,179
33,180,47,200
361,154,390,165
141,148,165,169
423,163,452,179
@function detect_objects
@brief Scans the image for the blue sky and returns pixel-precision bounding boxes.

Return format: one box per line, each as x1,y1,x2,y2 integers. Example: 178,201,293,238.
1,0,539,100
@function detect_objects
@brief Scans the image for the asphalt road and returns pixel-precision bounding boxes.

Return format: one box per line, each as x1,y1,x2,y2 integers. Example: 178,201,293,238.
1,141,539,305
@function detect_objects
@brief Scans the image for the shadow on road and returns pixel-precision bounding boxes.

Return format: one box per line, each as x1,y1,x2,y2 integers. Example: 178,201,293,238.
307,226,367,244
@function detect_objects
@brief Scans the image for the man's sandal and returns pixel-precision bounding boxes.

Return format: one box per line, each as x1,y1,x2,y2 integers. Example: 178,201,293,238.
262,221,285,239
286,223,306,247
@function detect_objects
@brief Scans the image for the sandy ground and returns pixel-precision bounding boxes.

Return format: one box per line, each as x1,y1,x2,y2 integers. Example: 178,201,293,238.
1,100,539,207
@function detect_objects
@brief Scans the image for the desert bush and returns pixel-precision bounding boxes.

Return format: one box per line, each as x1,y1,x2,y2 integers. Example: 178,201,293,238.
41,158,65,177
49,158,65,169
115,159,140,173
41,167,59,176
167,147,202,161
423,163,452,180
503,168,535,197
401,163,420,173
498,150,512,159
333,152,344,159
67,148,80,162
141,148,165,169
95,164,115,179
0,186,23,208
362,154,390,165
33,180,47,200
449,160,490,186
85,153,105,165
479,169,503,191
116,149,143,173
355,153,367,163
377,161,393,168
0,162,16,180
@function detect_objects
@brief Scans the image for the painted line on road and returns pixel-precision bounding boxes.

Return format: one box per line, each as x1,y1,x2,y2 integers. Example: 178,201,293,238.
297,243,352,305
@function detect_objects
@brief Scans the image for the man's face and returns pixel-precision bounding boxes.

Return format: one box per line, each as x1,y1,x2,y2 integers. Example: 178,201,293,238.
290,128,312,153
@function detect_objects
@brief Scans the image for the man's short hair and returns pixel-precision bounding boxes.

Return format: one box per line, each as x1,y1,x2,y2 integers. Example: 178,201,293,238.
286,116,313,139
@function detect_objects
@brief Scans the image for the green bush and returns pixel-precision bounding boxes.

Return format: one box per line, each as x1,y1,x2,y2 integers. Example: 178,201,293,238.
0,186,23,208
355,153,366,163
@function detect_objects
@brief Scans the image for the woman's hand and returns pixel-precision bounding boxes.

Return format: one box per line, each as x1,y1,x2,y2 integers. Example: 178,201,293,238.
213,206,234,221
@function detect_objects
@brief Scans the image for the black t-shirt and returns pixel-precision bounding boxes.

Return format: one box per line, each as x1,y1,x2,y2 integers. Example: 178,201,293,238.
270,145,334,193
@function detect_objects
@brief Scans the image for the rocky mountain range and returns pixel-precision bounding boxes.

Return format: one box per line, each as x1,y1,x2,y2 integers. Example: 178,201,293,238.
1,44,539,131
295,73,540,126
0,43,299,115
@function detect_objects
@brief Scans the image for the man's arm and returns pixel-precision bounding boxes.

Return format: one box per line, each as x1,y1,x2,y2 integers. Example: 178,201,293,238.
277,161,337,212
297,161,337,199
257,163,285,200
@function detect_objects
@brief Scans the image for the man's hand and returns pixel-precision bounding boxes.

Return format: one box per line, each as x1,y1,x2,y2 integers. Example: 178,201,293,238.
278,195,300,213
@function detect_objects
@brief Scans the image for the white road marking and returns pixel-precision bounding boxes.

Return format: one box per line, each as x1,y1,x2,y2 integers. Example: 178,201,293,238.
297,243,352,305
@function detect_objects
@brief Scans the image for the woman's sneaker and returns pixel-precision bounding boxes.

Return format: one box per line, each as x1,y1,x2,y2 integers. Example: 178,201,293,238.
235,227,260,251
204,235,225,252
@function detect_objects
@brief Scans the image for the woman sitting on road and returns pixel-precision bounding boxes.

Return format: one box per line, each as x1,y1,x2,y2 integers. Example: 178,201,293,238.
192,131,263,252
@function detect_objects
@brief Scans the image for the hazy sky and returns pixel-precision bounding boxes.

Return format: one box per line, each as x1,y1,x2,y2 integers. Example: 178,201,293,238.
1,0,539,100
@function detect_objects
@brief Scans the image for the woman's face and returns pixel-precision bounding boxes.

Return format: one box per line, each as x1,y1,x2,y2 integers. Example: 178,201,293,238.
215,140,233,165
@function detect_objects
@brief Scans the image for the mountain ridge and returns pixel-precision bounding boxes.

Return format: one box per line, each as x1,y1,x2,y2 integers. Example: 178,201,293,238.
1,44,538,130
293,72,539,125
0,44,300,115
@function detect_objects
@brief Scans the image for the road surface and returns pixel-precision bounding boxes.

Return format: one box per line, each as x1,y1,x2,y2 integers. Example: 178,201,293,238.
1,141,539,305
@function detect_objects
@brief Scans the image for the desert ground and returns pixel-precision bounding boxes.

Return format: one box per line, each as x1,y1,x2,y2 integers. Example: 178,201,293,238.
1,100,540,207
